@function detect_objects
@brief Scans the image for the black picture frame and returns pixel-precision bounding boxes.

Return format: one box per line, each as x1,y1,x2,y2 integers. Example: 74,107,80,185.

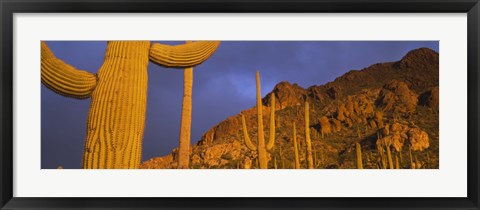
1,0,479,209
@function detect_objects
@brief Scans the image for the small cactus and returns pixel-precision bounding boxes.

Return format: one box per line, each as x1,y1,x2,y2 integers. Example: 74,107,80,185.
274,156,278,169
409,145,415,169
415,155,422,169
386,144,394,169
305,102,314,169
356,143,363,169
395,154,400,169
293,122,300,169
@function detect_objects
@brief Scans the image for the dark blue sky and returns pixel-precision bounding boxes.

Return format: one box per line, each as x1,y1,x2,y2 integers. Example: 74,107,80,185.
41,41,439,169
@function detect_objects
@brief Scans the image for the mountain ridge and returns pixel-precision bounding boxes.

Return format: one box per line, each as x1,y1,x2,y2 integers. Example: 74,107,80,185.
141,47,439,169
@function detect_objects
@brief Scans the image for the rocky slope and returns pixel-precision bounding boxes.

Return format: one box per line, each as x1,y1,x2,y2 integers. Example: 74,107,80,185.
141,47,439,169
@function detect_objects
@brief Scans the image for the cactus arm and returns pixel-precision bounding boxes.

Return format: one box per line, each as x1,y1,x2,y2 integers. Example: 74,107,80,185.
149,41,220,68
241,114,257,151
41,42,97,99
266,93,276,151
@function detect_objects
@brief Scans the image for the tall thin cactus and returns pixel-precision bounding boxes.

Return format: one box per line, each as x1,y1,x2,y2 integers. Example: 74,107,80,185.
409,145,415,169
241,71,275,169
177,41,194,169
386,145,394,169
274,156,278,169
305,102,314,169
395,154,400,169
41,41,220,169
356,143,363,169
293,122,300,169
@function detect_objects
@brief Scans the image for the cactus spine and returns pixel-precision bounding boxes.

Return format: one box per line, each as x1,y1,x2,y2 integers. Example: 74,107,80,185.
356,143,363,169
42,41,219,169
241,71,275,169
293,122,300,169
177,41,194,169
305,102,314,169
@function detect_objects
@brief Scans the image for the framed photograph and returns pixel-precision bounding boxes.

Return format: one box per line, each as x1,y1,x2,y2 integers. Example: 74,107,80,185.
1,0,479,209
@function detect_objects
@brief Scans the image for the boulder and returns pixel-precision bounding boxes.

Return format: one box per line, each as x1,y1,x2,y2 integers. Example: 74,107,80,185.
377,80,418,114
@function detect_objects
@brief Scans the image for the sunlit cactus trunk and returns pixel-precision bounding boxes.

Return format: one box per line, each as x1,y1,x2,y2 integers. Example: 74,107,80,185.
83,41,150,169
42,41,220,169
177,41,194,169
255,71,268,169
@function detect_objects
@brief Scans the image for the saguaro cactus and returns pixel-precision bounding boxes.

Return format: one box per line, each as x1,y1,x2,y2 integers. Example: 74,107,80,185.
42,41,220,169
293,122,300,169
356,143,363,169
241,71,275,169
274,156,278,169
409,145,415,169
305,102,314,169
395,154,400,169
386,144,394,169
177,41,194,169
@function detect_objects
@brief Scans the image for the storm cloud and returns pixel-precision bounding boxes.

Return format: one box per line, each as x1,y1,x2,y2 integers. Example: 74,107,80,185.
41,41,439,169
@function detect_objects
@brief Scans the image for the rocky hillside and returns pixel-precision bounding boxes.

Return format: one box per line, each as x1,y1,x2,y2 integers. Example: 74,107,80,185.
141,47,439,169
